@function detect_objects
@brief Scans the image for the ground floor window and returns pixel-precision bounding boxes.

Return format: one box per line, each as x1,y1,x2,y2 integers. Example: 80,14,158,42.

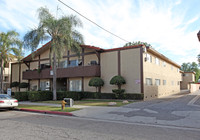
146,78,152,85
155,79,160,86
69,80,82,91
40,81,50,91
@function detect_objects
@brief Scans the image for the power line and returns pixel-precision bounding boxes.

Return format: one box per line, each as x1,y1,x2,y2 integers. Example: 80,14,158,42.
58,0,130,43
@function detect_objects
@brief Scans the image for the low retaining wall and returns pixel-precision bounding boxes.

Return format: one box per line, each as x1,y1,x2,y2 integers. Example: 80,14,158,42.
189,84,200,93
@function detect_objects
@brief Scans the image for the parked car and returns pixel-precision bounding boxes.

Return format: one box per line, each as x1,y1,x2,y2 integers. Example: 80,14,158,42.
0,94,18,109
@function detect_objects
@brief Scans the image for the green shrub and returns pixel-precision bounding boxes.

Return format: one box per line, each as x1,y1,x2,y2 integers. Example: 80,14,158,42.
82,92,101,99
11,81,19,87
100,93,116,99
82,92,116,99
124,93,144,100
19,82,29,88
57,91,82,101
14,92,28,101
28,91,52,101
88,77,104,92
110,75,126,89
112,89,125,99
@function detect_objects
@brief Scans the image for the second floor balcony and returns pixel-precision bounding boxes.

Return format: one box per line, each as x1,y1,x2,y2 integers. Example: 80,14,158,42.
22,65,100,80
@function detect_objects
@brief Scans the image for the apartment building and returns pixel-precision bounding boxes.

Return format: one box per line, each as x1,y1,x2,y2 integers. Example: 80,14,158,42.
11,42,181,100
0,61,16,92
180,71,195,90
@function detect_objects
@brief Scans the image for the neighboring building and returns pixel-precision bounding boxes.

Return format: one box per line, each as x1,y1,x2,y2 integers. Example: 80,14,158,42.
0,60,16,92
180,71,195,90
11,42,181,100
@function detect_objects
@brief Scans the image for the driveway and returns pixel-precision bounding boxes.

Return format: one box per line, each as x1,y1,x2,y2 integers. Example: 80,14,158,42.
73,90,200,129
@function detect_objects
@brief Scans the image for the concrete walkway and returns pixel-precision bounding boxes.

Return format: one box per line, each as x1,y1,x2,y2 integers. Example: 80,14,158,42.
19,90,200,129
73,90,200,129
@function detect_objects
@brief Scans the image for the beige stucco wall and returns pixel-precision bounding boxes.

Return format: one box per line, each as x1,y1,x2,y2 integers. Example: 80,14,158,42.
21,64,28,83
180,73,195,89
121,48,141,93
40,49,50,59
12,64,19,83
30,62,38,70
143,52,181,100
101,51,118,93
84,54,98,66
189,83,200,93
30,80,38,91
84,77,96,92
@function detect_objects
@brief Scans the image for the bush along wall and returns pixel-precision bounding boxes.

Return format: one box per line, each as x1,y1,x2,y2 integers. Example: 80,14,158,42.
14,92,29,101
56,91,82,101
28,91,53,101
14,91,144,101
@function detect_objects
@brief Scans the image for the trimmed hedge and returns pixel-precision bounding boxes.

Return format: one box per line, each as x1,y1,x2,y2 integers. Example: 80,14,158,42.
57,91,82,101
28,91,52,101
14,91,144,101
14,92,29,101
124,93,144,100
82,92,143,100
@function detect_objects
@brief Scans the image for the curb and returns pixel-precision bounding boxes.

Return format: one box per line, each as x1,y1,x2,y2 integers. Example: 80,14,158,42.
16,108,74,116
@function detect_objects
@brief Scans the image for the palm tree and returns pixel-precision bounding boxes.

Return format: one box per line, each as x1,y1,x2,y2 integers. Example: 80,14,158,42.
0,31,22,93
24,7,84,100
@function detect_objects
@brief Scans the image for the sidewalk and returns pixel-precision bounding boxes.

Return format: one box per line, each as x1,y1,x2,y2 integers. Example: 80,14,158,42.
19,101,119,117
19,101,91,109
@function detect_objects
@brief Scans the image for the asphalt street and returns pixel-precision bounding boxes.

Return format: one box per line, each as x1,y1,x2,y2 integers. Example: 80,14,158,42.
1,90,200,140
0,110,200,140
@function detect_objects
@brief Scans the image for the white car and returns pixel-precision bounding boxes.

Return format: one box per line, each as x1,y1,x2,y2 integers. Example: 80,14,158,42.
0,94,18,109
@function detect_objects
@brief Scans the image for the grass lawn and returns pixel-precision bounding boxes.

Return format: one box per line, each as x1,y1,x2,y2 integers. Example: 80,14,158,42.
17,105,80,112
35,99,134,107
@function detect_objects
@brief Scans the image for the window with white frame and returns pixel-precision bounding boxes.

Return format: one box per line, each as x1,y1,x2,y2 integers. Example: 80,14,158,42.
171,81,174,85
177,68,179,72
163,80,166,85
40,81,50,91
69,80,82,91
146,78,152,85
155,79,160,86
146,54,152,63
163,61,166,67
155,58,159,65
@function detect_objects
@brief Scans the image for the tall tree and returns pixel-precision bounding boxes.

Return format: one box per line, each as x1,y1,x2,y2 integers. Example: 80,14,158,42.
0,31,22,93
24,7,84,100
124,41,152,47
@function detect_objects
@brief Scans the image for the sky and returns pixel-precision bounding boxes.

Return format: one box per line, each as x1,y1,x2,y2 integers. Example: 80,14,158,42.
0,0,200,65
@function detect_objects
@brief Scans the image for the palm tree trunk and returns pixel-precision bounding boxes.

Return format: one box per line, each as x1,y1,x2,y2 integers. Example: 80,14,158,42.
0,57,4,93
53,52,57,100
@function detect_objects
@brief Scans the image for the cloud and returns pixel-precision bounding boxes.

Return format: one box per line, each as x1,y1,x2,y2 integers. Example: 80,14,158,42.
0,0,199,65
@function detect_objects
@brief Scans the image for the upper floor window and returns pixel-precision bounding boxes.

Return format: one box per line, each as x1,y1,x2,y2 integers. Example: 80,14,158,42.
171,65,173,70
155,79,160,86
155,58,159,65
177,68,179,72
146,54,152,63
163,61,166,67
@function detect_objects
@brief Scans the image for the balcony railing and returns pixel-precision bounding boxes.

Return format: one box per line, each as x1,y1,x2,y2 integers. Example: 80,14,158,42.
22,65,100,80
